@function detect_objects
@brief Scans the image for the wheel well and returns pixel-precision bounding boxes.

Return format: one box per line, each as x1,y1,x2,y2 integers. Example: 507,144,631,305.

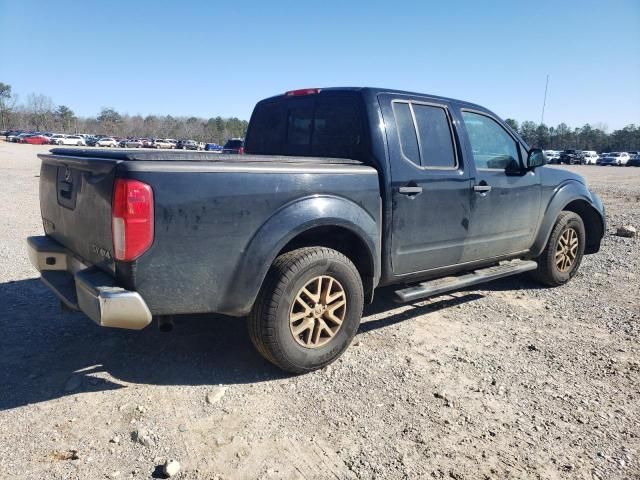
277,226,376,301
564,200,604,254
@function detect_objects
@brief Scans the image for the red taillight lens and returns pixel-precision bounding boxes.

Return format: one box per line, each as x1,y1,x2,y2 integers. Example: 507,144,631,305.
112,179,154,261
238,146,244,155
285,88,321,96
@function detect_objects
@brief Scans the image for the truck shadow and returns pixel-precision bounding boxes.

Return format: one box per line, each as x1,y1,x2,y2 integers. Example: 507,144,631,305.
0,274,535,410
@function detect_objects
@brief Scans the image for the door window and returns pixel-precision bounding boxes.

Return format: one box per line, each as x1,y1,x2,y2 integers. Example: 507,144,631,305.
392,101,457,168
392,102,420,165
412,104,457,168
462,111,520,170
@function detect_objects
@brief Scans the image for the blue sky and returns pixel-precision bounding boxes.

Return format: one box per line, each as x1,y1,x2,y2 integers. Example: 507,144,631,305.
1,0,638,129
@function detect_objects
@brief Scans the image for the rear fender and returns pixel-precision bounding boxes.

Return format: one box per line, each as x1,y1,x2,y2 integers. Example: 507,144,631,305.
219,195,381,316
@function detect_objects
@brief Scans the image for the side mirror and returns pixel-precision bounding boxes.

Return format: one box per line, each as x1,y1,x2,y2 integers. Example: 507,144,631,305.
527,148,546,169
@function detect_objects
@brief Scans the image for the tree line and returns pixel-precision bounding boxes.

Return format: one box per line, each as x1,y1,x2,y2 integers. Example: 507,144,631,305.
1,82,637,151
0,83,248,144
504,118,638,152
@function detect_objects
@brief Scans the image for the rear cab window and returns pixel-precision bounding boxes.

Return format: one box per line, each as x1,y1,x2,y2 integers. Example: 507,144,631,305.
392,100,458,169
245,92,366,160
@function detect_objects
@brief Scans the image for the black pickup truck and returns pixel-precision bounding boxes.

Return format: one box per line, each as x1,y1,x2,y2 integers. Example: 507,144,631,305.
27,87,605,373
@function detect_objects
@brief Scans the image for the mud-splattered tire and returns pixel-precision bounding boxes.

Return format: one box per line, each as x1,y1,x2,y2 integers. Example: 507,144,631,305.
248,247,364,373
531,211,585,286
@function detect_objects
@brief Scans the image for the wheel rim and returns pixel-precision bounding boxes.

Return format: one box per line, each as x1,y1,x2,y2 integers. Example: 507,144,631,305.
289,275,347,349
555,227,579,272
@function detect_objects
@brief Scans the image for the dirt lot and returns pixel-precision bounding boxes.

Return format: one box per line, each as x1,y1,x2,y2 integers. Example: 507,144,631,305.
0,141,638,480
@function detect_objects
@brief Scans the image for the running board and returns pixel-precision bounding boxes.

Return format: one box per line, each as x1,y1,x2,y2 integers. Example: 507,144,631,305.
393,260,538,303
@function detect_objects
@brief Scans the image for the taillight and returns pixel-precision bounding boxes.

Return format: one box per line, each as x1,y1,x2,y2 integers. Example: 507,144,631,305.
112,179,154,261
285,88,321,96
238,146,245,155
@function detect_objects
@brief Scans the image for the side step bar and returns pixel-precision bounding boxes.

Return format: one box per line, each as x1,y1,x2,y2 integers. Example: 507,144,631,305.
394,260,538,303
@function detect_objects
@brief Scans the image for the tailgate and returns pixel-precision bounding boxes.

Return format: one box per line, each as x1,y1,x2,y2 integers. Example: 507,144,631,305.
38,153,121,273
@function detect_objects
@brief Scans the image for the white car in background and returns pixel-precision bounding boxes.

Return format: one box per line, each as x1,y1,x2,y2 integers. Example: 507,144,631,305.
582,151,599,164
543,150,560,163
53,135,86,146
152,139,176,149
96,137,119,147
599,152,630,166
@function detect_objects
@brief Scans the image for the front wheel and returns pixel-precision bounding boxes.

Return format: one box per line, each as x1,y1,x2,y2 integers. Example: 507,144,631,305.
531,211,585,286
248,247,364,373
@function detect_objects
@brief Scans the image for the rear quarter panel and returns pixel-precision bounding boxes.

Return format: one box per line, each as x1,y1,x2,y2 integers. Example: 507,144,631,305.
121,161,381,316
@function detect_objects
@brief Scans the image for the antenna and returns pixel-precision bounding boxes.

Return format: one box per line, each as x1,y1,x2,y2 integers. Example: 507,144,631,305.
541,75,549,125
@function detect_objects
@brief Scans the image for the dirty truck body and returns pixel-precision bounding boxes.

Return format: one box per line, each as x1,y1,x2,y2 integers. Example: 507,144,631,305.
28,87,605,372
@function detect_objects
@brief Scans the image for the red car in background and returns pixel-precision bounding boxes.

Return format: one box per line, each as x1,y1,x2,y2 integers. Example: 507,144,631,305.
23,135,51,145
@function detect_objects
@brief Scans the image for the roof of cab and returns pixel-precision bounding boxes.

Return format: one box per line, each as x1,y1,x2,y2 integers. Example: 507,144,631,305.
261,86,487,111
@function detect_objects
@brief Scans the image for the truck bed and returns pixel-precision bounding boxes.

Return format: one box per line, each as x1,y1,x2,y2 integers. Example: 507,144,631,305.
37,148,381,317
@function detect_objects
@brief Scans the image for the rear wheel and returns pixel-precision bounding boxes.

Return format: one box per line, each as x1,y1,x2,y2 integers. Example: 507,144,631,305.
248,247,364,373
531,211,585,286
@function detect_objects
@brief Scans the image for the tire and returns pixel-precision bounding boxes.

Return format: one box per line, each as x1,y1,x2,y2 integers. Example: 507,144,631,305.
248,247,364,373
531,211,585,286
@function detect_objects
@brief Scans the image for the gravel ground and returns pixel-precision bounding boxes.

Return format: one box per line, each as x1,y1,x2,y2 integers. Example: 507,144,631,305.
0,141,638,480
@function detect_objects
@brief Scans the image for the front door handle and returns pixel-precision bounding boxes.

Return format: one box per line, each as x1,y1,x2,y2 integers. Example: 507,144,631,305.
398,186,423,195
473,184,492,193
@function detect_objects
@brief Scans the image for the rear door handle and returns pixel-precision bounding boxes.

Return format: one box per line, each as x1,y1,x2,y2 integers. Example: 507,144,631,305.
473,184,492,193
398,186,423,195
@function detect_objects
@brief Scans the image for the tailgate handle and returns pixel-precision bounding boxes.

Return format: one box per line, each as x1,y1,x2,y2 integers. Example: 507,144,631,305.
59,181,73,199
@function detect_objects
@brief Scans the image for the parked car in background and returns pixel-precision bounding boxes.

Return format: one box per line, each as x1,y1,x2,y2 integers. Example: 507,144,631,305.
23,134,51,145
558,149,584,165
125,139,143,148
96,137,119,147
141,138,154,148
16,133,36,143
52,135,86,146
582,151,599,164
205,143,223,152
181,140,204,150
49,134,67,145
152,139,175,149
627,153,640,167
7,132,24,142
222,138,244,154
543,150,560,163
599,152,630,166
5,130,22,141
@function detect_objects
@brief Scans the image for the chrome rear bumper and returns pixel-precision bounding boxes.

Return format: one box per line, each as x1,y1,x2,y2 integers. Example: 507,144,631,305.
27,236,152,330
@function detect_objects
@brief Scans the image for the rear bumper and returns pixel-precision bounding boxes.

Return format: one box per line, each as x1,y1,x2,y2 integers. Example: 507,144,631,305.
27,235,152,330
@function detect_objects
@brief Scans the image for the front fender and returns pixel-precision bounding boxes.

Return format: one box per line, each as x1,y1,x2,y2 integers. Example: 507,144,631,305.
530,179,605,257
218,195,381,316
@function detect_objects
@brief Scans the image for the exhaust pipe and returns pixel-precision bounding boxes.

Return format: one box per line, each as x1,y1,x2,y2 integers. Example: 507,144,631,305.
157,315,174,333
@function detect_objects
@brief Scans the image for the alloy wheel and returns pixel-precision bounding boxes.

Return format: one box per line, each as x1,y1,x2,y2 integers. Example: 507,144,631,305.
289,275,347,348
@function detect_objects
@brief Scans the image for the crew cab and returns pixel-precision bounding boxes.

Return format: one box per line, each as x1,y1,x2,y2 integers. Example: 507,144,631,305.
27,87,605,373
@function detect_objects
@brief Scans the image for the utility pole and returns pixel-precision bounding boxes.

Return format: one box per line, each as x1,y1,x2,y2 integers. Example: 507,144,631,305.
541,75,549,125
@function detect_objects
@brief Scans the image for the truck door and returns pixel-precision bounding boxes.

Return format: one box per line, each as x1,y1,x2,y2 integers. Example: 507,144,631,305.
456,109,542,260
378,94,472,275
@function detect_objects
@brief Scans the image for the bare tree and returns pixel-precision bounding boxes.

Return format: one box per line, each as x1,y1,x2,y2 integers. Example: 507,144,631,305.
25,93,54,131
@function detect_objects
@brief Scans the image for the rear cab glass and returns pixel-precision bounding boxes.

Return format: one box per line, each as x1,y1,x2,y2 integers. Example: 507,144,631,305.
244,92,367,160
392,101,457,168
